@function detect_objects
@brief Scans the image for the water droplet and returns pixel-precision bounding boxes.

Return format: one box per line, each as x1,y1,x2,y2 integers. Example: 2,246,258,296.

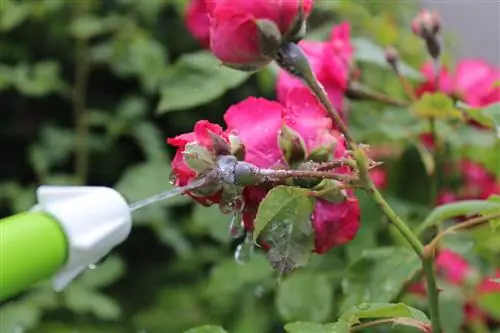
234,233,254,265
253,285,265,297
356,303,370,311
228,211,244,238
219,200,234,214
168,171,177,185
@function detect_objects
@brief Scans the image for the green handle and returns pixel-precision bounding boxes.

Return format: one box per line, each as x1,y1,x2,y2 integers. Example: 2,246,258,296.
0,212,68,301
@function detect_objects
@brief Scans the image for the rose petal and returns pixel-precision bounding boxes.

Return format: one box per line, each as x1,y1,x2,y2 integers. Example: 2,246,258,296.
224,97,284,168
312,196,360,254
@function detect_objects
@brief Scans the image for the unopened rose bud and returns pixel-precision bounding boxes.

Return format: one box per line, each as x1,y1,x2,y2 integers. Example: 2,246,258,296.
279,125,307,167
385,46,400,72
412,10,442,60
228,133,245,160
183,142,216,173
207,130,231,155
206,0,313,72
412,9,441,38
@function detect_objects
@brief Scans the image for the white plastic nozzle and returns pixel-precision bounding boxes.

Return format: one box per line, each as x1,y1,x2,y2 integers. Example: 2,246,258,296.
31,186,132,291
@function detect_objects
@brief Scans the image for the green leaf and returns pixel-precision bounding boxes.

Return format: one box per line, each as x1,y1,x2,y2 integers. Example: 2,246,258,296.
253,186,313,243
132,122,170,164
64,284,121,320
340,302,430,325
416,199,500,235
483,195,500,230
276,272,333,322
191,204,231,244
412,92,464,120
253,186,315,275
80,255,126,288
115,161,190,224
460,102,500,131
92,34,167,93
341,247,420,310
157,51,250,113
284,321,350,333
470,225,500,266
0,1,30,31
439,290,465,333
69,15,110,39
232,297,272,333
204,256,273,311
0,302,41,331
184,326,228,333
6,61,68,96
352,38,423,80
345,191,381,261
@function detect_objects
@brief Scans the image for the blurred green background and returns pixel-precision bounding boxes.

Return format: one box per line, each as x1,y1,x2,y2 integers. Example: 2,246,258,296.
1,1,499,332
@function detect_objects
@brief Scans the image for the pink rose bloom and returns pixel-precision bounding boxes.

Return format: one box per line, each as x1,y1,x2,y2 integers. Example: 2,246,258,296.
369,168,388,190
459,159,500,200
411,249,500,324
206,0,314,70
416,59,500,108
435,249,473,285
435,159,499,208
185,0,210,48
277,22,354,120
224,87,360,254
167,120,229,206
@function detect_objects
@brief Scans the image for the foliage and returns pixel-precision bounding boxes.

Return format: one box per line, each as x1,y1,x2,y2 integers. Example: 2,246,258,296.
0,1,499,333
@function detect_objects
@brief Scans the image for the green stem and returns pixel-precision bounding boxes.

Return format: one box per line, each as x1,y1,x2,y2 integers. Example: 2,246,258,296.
276,42,442,333
72,32,90,183
429,117,439,205
422,256,441,332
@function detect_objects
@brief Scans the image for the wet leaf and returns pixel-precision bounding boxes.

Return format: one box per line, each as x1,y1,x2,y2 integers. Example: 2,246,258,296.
341,247,420,310
276,272,333,322
340,302,430,325
253,186,313,243
253,186,315,275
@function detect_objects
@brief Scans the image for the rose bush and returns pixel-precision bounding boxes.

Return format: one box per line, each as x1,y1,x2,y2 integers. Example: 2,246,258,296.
1,0,499,332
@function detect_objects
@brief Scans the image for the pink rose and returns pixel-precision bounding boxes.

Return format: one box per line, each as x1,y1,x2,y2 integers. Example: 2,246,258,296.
206,0,314,70
411,249,500,324
369,168,388,190
435,249,473,285
276,22,353,120
167,120,229,206
225,87,360,253
185,0,211,48
416,59,500,108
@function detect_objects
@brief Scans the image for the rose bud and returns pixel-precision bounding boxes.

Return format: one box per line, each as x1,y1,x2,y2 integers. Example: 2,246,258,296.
206,0,314,71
